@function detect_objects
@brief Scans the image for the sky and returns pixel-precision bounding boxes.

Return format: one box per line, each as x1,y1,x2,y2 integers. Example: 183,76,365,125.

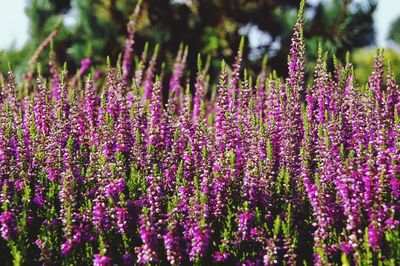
0,0,29,50
0,0,399,50
374,0,400,47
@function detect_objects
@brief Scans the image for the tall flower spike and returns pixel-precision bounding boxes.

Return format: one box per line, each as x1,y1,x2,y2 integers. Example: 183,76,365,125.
144,44,160,100
287,0,305,90
49,50,60,102
134,42,149,88
84,75,100,142
313,44,330,125
4,66,18,109
386,63,399,123
255,55,267,118
24,29,59,84
215,60,229,151
229,36,244,107
147,76,163,163
169,45,188,111
281,0,305,182
122,0,142,80
368,49,384,105
367,49,385,135
79,58,91,75
34,65,51,136
193,54,207,124
0,211,18,240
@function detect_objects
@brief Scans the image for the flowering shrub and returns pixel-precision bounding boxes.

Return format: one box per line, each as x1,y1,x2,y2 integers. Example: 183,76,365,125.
0,1,399,265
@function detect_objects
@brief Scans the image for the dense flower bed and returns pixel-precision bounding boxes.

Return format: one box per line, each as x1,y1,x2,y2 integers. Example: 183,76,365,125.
0,1,399,265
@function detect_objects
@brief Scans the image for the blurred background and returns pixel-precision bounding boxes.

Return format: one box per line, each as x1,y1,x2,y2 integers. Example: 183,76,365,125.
0,0,399,85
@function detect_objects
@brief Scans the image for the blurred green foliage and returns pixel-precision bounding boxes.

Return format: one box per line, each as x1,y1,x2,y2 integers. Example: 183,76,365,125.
388,16,400,45
0,0,378,83
353,48,400,85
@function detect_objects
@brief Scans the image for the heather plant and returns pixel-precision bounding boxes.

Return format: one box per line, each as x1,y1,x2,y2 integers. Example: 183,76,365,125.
0,1,399,265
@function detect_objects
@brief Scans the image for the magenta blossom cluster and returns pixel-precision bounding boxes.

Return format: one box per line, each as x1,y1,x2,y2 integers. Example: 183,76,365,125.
0,1,399,265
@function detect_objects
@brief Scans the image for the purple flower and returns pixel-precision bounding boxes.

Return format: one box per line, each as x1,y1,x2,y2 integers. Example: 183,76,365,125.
104,178,126,199
340,242,354,255
189,223,210,261
0,1,399,264
61,239,73,256
169,45,188,105
163,225,183,265
122,0,141,80
238,211,255,242
95,70,103,80
93,254,112,266
135,245,158,265
143,45,159,100
367,225,382,250
46,168,57,181
116,207,129,234
122,252,134,265
33,192,44,207
79,58,91,75
135,212,159,264
0,211,18,240
93,199,110,231
213,251,230,262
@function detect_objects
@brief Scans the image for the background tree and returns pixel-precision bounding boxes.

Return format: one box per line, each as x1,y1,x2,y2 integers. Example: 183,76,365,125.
0,0,377,83
388,15,400,45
